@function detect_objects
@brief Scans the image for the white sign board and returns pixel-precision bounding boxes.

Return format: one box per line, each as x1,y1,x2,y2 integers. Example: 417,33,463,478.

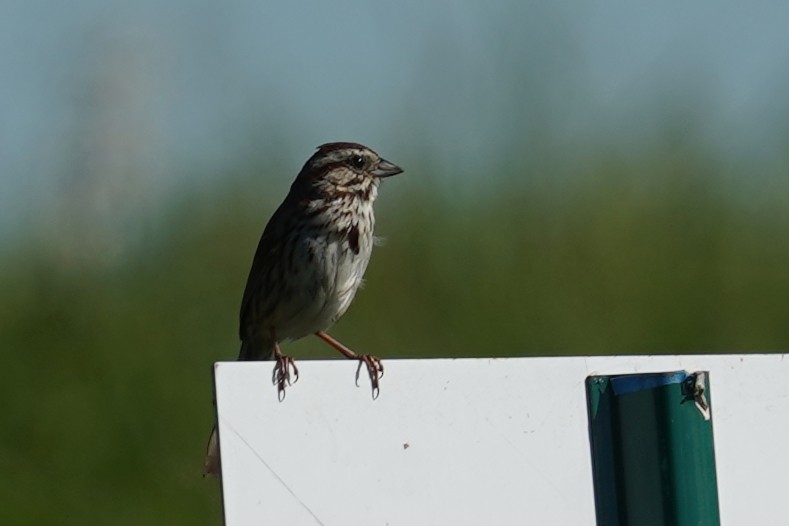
213,354,789,525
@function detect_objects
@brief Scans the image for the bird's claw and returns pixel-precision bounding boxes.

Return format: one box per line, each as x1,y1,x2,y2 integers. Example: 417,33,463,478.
355,355,384,399
272,354,299,401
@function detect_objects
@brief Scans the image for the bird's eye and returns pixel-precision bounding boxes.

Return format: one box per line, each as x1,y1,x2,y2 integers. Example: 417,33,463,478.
350,155,366,169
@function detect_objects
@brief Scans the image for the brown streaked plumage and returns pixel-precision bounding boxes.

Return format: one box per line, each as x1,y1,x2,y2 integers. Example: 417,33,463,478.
203,142,403,476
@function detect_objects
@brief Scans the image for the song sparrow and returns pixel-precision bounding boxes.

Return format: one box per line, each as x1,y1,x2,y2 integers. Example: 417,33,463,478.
204,142,403,475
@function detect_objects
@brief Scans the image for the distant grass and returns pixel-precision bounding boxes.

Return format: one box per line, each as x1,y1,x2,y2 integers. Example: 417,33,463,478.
1,147,788,524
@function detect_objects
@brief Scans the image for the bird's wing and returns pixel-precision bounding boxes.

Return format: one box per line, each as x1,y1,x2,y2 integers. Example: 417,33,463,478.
238,198,291,341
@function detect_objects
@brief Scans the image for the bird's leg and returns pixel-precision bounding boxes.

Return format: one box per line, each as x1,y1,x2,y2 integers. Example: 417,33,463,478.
271,341,298,401
314,331,383,399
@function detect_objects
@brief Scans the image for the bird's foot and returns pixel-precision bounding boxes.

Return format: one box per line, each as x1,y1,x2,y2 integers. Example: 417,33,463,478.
355,354,384,399
272,354,299,401
313,331,384,399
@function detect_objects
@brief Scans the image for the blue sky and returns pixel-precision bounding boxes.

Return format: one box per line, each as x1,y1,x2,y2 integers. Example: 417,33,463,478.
2,0,789,237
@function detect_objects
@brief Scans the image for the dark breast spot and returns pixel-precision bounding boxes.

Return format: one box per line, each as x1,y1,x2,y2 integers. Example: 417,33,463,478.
346,224,360,255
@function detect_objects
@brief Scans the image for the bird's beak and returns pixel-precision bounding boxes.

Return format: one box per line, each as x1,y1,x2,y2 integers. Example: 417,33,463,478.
371,158,403,178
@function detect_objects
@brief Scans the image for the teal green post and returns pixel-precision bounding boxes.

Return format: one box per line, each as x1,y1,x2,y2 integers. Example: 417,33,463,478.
586,371,721,526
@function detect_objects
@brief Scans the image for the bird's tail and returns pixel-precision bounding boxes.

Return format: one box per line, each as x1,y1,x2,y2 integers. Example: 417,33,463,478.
237,335,276,361
203,337,275,477
203,425,220,476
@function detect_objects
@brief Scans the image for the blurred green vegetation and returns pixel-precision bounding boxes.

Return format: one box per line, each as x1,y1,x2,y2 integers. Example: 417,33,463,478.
2,141,789,525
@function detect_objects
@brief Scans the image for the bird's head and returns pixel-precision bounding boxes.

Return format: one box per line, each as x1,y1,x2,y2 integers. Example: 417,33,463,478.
294,142,403,200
